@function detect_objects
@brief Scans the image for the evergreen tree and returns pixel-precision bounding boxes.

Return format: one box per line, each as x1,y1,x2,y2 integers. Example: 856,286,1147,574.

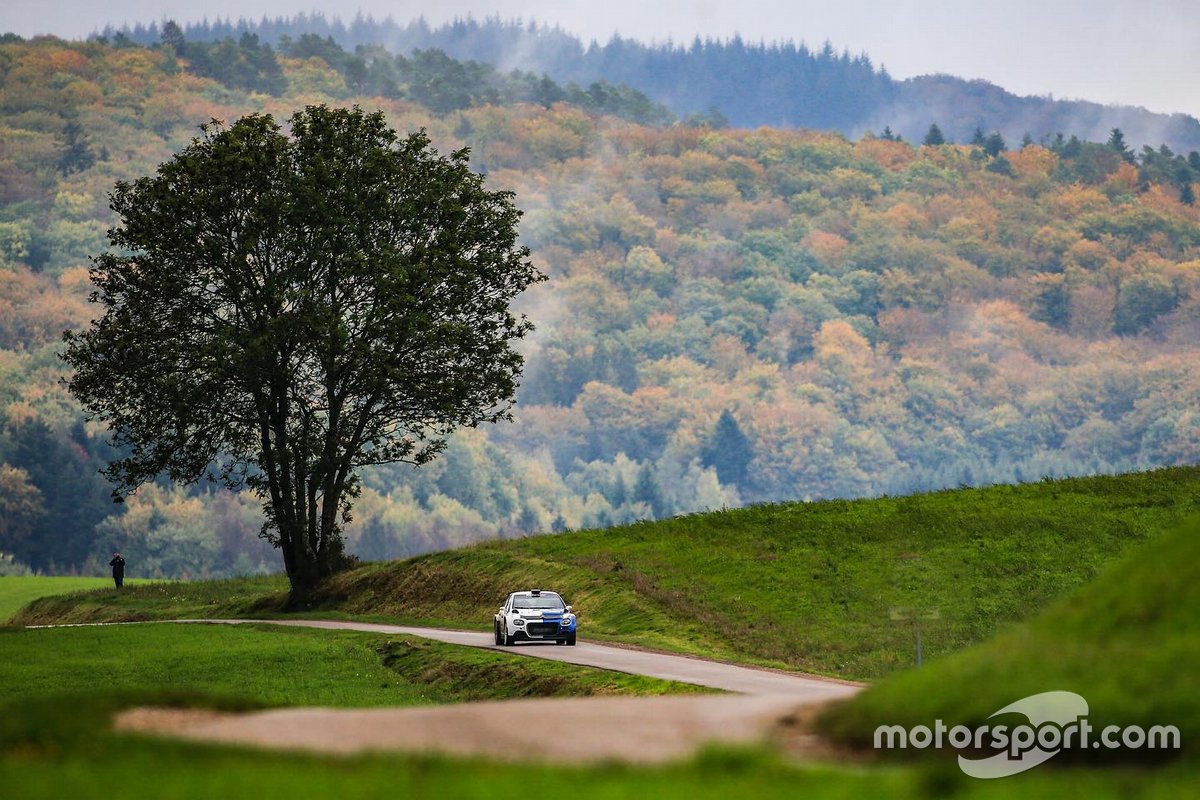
161,19,186,55
609,473,629,507
984,132,1007,157
57,122,96,176
1107,128,1135,163
970,127,986,147
1176,163,1196,205
986,154,1015,176
633,464,667,520
701,410,754,487
922,123,945,146
517,504,541,533
1181,181,1196,206
6,421,118,571
1030,276,1070,329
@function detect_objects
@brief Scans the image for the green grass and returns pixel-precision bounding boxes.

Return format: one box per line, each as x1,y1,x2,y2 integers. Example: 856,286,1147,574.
819,515,1200,764
0,623,705,708
0,577,157,622
15,467,1200,680
5,475,1199,796
0,691,1196,799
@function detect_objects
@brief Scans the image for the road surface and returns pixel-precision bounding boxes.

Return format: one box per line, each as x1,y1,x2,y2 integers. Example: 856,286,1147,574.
179,618,861,698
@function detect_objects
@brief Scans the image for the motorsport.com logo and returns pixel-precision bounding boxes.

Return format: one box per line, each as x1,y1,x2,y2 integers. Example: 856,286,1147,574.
873,691,1180,778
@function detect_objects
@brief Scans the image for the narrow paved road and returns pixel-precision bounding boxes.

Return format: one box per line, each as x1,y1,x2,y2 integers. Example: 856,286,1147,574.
180,618,861,699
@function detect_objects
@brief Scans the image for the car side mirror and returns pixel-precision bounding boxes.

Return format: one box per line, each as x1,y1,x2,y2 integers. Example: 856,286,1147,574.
565,605,574,613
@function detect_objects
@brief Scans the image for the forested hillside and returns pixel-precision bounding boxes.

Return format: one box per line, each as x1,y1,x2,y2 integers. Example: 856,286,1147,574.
1,33,1198,578
109,15,1200,151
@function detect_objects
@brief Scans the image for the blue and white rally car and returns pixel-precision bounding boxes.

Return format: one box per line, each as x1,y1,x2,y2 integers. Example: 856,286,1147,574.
494,589,577,646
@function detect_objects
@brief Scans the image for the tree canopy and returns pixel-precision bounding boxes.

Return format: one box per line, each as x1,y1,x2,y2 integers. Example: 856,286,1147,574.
62,105,543,600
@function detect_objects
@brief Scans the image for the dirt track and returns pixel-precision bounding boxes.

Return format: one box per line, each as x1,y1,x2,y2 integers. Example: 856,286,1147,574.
117,693,842,762
38,619,862,762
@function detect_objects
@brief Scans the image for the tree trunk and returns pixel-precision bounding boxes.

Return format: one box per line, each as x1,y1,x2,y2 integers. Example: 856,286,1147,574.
282,479,345,609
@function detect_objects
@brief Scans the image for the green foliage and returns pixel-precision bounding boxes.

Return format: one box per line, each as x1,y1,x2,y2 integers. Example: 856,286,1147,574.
274,35,673,124
984,154,1014,176
820,515,1200,763
1,421,119,572
0,576,154,621
62,106,542,599
55,121,96,175
165,24,286,94
921,124,945,146
701,410,753,487
18,468,1200,682
1108,127,1135,163
0,624,698,708
1114,273,1180,335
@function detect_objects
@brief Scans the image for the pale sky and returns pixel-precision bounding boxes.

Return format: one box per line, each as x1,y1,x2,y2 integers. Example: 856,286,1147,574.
4,1,1198,117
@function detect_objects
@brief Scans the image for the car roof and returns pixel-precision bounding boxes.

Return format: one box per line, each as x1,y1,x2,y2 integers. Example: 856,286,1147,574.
509,590,561,597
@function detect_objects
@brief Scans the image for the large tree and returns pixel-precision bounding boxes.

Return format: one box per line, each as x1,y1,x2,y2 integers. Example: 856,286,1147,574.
63,105,543,603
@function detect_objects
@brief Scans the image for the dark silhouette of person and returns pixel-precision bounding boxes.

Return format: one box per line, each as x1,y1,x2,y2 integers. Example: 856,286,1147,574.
109,553,126,588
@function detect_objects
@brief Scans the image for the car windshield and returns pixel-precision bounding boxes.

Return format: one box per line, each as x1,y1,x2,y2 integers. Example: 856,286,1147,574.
512,594,565,610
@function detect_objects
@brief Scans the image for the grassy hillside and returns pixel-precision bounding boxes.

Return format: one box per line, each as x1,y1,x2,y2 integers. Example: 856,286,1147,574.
0,577,157,622
819,514,1200,763
15,468,1200,680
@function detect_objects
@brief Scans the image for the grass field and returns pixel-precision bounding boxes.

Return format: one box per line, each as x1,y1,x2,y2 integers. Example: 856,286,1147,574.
819,514,1200,764
0,577,157,622
1,589,1194,799
15,467,1200,680
0,623,705,708
5,472,1199,796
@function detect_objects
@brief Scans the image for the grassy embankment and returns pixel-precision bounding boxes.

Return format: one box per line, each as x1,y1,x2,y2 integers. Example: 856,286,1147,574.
820,514,1200,763
15,467,1200,680
0,576,156,622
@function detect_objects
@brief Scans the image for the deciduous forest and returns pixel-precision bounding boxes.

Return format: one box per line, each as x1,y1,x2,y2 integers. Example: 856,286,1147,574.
1,31,1198,577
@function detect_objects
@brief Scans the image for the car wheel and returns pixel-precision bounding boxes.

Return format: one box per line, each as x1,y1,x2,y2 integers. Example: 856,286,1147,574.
494,623,502,646
503,625,516,647
566,633,577,646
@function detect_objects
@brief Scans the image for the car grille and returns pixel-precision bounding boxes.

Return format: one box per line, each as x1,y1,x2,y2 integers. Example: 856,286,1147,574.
525,622,560,636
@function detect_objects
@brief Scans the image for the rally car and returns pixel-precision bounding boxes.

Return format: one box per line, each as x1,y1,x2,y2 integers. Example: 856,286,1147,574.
494,589,577,646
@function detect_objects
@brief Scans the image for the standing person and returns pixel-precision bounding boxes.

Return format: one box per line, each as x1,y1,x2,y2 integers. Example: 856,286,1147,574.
109,552,125,588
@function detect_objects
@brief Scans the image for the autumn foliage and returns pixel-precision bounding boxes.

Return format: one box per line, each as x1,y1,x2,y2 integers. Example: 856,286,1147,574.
1,35,1199,576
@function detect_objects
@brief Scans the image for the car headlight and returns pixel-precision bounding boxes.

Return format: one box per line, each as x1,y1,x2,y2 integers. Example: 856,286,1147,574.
512,618,525,626
562,616,574,625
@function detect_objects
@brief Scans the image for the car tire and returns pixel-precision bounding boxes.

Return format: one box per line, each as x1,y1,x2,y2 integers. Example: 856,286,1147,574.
555,639,565,645
566,633,577,646
503,625,516,647
494,623,502,646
